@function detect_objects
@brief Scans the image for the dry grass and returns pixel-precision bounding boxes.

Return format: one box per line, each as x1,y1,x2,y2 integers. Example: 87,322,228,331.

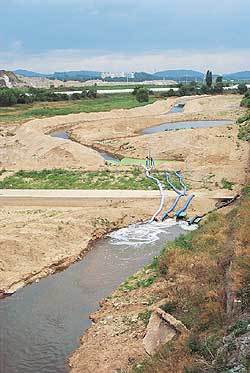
131,186,250,373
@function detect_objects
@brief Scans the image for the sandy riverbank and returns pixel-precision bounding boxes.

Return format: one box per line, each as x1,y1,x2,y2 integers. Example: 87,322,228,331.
0,188,224,296
0,95,244,172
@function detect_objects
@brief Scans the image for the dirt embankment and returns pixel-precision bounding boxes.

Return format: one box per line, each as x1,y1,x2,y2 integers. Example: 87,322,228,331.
0,99,173,171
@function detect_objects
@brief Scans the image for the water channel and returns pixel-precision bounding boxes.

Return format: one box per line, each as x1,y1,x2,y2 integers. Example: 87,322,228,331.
0,221,187,373
142,119,233,135
50,131,120,163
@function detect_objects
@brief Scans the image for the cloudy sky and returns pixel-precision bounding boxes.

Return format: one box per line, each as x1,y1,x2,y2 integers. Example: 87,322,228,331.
1,0,249,73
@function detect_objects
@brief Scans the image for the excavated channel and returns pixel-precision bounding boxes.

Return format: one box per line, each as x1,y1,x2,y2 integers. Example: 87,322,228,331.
50,131,120,163
142,119,233,134
0,222,187,373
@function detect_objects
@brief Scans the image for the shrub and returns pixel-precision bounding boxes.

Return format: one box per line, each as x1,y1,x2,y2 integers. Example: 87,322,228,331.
135,88,149,103
238,83,248,94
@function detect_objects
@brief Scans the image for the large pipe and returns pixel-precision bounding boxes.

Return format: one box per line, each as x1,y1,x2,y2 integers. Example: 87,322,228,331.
175,171,187,195
162,193,183,221
165,172,182,195
161,171,186,221
174,194,195,218
144,159,165,223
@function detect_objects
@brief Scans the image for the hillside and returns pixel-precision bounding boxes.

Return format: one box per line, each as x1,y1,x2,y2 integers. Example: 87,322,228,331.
224,71,250,80
154,69,204,81
0,70,21,88
14,69,47,78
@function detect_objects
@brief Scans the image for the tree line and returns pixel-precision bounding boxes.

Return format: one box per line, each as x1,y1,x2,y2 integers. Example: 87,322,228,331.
0,86,98,107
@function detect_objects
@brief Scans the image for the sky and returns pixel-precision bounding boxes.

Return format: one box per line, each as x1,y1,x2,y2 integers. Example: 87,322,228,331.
1,0,249,73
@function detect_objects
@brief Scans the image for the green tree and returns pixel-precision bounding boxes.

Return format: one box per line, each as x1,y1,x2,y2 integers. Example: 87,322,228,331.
132,86,142,96
200,84,209,94
0,89,18,106
205,70,213,87
135,88,149,103
71,92,81,100
238,83,248,94
216,76,223,83
87,85,97,98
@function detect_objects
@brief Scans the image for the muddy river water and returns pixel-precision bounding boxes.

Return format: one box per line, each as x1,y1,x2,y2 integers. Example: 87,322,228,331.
0,221,189,373
50,131,120,163
142,119,233,134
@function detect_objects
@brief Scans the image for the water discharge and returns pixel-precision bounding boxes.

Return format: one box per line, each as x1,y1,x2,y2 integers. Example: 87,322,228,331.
0,222,189,373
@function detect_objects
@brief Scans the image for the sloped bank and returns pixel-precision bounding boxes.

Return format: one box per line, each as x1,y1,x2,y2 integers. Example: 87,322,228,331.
69,187,250,373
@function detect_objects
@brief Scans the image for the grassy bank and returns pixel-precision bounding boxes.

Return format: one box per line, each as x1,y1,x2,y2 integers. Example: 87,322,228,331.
127,186,250,372
0,94,156,124
0,168,183,190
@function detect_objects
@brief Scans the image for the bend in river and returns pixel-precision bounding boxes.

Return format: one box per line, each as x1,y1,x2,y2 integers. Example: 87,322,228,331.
50,131,120,163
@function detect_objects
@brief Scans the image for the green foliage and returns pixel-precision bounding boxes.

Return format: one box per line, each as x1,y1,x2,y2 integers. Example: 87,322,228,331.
228,320,250,337
216,76,223,83
238,83,248,94
171,232,194,251
0,89,18,106
240,92,250,108
238,121,250,141
135,88,149,103
205,70,213,87
160,302,176,314
221,178,235,190
0,168,183,190
214,81,223,94
138,310,152,325
87,85,97,98
0,94,156,123
186,334,222,361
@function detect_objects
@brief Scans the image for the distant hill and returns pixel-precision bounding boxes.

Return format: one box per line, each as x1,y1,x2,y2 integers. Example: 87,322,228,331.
224,71,250,81
52,70,101,81
14,69,47,78
154,70,204,81
10,68,250,83
14,69,102,81
134,72,156,81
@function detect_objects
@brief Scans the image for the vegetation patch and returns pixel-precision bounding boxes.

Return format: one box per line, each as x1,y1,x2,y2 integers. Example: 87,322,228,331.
0,168,183,190
221,177,235,190
130,186,250,372
0,93,156,123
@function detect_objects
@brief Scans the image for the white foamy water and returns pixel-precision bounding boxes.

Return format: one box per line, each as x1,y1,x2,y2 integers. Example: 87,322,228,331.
108,219,198,246
178,221,199,231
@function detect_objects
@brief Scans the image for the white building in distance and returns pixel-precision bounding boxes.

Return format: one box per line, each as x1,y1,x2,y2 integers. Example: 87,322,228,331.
101,72,135,79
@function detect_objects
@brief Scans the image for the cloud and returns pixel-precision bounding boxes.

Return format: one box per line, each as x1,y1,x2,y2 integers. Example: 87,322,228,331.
1,48,249,74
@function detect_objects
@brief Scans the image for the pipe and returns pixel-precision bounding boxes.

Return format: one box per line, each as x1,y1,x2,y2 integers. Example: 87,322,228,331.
162,193,183,221
174,171,187,195
165,172,182,195
174,194,195,218
144,160,165,223
161,171,186,221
